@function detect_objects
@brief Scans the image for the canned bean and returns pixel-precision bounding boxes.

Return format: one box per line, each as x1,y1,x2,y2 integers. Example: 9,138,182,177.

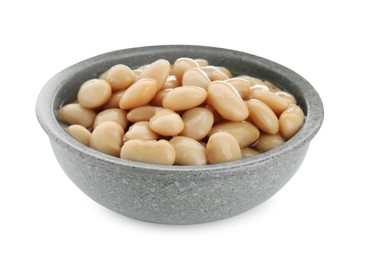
209,121,260,148
77,79,112,109
66,125,91,146
181,68,211,90
149,109,184,136
120,139,175,165
180,107,214,141
170,136,207,165
163,75,179,89
207,81,249,122
90,121,124,157
124,121,159,141
57,103,96,128
93,108,128,130
99,64,135,91
276,91,297,105
140,59,170,91
210,70,229,81
217,67,232,78
247,99,279,134
255,133,285,152
162,86,207,111
127,106,163,123
206,132,241,164
238,75,264,85
119,78,157,110
279,104,305,139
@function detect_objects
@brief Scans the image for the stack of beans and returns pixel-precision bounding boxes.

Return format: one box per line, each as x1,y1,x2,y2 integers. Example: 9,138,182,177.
57,58,304,165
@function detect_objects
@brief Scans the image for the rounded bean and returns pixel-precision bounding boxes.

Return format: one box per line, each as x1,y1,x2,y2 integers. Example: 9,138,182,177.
120,139,175,165
127,106,163,123
250,84,270,96
180,107,214,141
252,89,289,116
99,64,135,91
279,104,305,139
181,68,211,90
57,103,96,128
207,81,248,122
169,136,207,165
66,125,91,146
93,108,128,130
241,147,260,158
209,121,260,148
149,109,184,136
119,78,157,110
163,75,179,89
174,58,200,85
124,121,159,141
210,70,229,81
77,79,112,109
90,121,124,157
247,99,279,134
195,58,209,67
255,133,284,152
150,88,173,107
225,78,251,99
206,132,241,164
140,59,170,91
162,86,207,111
103,90,125,109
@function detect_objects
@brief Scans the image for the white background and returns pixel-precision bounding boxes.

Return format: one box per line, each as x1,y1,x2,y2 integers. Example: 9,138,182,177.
1,0,365,259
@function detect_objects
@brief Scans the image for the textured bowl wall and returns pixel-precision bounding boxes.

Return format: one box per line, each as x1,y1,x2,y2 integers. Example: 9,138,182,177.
37,45,323,224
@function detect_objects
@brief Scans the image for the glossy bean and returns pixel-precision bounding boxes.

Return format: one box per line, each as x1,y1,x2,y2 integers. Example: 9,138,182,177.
140,59,170,91
252,89,289,116
210,70,229,81
77,79,112,109
217,67,232,78
195,58,209,67
225,78,251,99
149,109,184,136
247,99,279,134
119,78,157,110
169,136,207,165
181,68,211,90
57,103,96,128
150,88,173,107
174,58,200,85
99,64,135,91
163,75,179,89
276,91,297,105
103,90,125,109
206,132,241,164
90,122,124,157
120,139,175,165
207,81,248,121
209,121,260,148
162,86,207,111
279,104,305,139
180,107,214,141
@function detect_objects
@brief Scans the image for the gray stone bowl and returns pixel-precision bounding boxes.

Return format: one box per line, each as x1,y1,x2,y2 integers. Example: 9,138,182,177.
36,45,323,224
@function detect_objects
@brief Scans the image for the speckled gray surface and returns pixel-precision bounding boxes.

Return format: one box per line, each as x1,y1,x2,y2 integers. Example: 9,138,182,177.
36,45,324,224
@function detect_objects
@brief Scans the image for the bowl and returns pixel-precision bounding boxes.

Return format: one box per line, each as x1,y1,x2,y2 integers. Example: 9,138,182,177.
36,45,324,224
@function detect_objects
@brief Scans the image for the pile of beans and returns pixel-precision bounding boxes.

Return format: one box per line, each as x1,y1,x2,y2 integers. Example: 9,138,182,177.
57,58,305,165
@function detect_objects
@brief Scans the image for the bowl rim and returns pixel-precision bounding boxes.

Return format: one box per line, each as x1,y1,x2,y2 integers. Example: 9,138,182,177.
36,44,324,174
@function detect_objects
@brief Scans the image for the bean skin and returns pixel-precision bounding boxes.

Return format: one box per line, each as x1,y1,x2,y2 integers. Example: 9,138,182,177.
206,132,241,164
247,99,279,134
149,109,184,136
77,79,112,109
57,103,96,128
162,86,207,111
119,78,157,110
170,136,207,165
90,122,124,157
66,125,91,146
279,104,305,139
